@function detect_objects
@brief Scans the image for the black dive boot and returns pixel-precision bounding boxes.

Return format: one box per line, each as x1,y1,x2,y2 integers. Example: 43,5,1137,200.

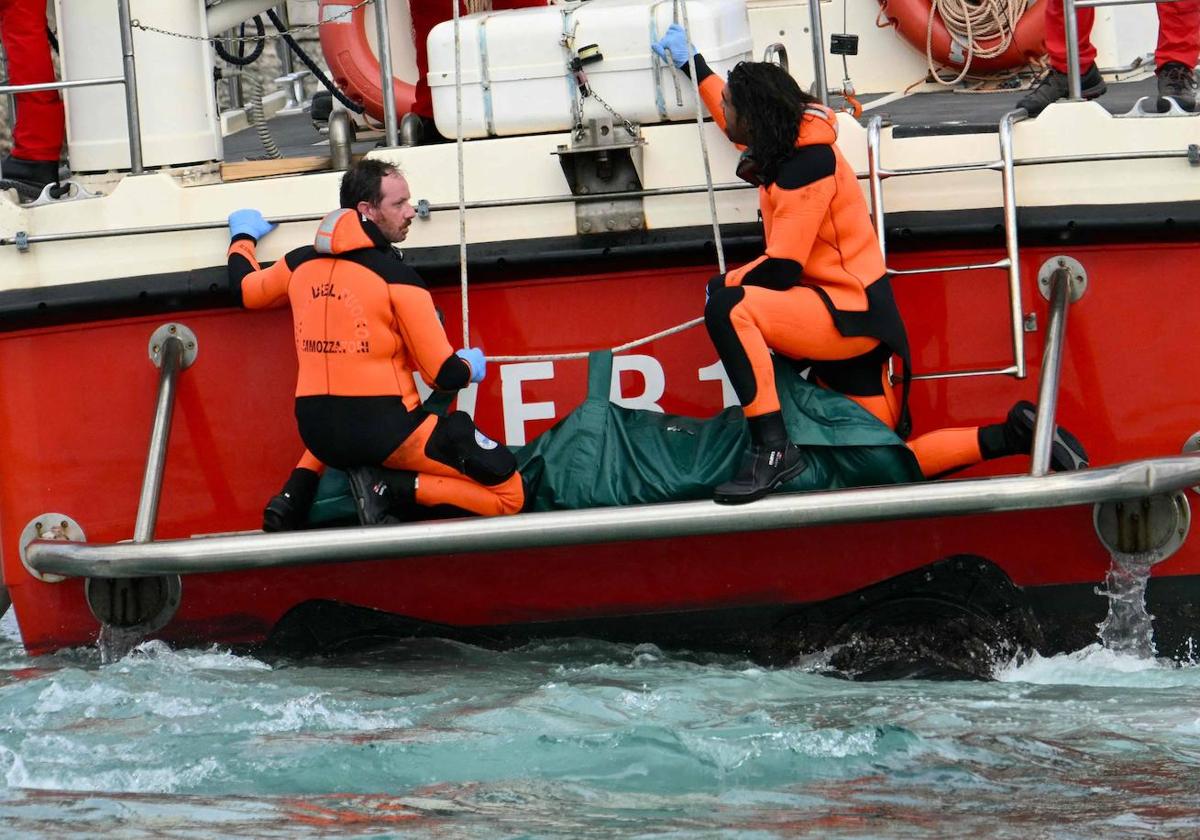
980,400,1089,471
346,467,417,525
714,413,808,505
263,468,321,532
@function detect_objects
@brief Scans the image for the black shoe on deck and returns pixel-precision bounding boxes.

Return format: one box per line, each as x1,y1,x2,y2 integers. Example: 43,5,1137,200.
714,443,808,505
1017,64,1107,116
1008,400,1089,472
0,156,60,202
1156,61,1198,112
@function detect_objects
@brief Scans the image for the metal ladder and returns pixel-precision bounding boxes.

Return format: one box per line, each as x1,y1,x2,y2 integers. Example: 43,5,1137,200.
866,110,1029,383
866,111,1095,476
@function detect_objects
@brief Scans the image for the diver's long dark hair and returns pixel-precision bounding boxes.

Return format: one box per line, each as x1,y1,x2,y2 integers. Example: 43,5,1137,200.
726,62,819,184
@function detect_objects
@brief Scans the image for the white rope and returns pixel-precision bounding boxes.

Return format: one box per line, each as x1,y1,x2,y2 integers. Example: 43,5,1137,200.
926,0,1028,85
677,1,726,274
490,316,704,363
452,0,471,346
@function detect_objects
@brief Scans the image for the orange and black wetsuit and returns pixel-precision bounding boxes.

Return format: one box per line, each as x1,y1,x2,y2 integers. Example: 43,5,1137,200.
694,57,984,477
228,209,524,516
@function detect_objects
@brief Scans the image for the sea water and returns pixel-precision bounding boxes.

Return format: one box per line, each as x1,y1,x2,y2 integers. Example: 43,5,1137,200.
2,608,1199,839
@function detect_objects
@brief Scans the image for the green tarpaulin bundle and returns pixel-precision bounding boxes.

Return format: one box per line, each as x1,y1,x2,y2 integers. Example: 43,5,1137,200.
309,351,922,524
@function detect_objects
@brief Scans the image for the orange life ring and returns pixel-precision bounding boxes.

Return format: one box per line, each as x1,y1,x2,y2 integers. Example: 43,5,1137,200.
318,0,417,121
880,0,1045,74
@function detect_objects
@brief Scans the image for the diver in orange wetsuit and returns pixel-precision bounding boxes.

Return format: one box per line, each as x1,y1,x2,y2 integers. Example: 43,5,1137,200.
652,26,1089,504
227,159,523,525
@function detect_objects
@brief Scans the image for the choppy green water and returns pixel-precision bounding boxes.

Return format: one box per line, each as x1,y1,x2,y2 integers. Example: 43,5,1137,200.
2,609,1199,839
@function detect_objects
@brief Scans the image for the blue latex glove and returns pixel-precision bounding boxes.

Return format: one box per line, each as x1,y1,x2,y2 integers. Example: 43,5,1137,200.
651,23,694,69
228,208,277,241
456,347,486,384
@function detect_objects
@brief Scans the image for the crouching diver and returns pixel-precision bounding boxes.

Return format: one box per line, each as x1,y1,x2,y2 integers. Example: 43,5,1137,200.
227,159,524,525
652,26,1089,504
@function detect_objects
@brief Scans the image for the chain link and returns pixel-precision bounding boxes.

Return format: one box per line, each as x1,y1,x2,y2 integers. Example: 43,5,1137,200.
131,0,373,44
589,90,638,138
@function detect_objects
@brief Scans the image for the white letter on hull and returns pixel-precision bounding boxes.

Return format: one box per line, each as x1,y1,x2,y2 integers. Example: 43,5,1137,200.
610,354,665,412
501,362,556,445
698,360,738,408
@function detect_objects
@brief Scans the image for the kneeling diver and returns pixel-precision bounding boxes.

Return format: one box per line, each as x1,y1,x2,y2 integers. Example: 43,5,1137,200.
227,159,524,525
652,27,1089,503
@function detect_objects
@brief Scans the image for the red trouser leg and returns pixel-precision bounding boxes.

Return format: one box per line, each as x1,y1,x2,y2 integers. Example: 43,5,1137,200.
383,415,524,516
1044,0,1097,74
1155,0,1200,69
0,0,65,161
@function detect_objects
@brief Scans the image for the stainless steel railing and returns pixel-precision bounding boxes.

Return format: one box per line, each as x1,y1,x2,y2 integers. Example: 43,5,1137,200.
0,0,144,174
25,454,1200,579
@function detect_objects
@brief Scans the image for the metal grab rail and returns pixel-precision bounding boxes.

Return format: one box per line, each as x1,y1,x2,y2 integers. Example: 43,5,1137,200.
0,0,144,174
1030,266,1075,475
6,141,1195,249
134,335,185,542
25,454,1200,580
867,111,1028,382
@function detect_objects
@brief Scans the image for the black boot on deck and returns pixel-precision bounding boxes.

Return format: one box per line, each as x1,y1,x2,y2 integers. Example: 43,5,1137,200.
262,467,321,532
1156,62,1198,112
1017,64,1107,116
714,412,808,505
0,156,60,202
980,400,1089,472
346,467,417,526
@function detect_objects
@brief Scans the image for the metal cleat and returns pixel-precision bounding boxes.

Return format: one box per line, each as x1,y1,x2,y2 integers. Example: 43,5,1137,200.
1120,95,1197,118
23,179,102,209
274,69,313,115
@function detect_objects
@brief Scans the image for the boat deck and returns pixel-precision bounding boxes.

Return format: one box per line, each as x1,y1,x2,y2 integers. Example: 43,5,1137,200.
855,73,1163,136
222,74,1167,164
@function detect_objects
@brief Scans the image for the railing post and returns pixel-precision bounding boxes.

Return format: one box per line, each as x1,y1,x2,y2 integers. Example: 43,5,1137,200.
806,0,830,106
1030,258,1086,475
867,115,887,261
1063,0,1084,100
134,325,198,543
999,110,1027,379
375,0,399,147
116,0,145,174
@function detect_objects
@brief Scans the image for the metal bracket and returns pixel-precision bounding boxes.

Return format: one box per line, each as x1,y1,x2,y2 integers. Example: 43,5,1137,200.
14,231,27,253
553,118,646,235
1037,256,1087,303
274,69,312,115
1119,95,1198,118
24,179,103,209
762,43,790,72
149,323,198,369
19,514,85,583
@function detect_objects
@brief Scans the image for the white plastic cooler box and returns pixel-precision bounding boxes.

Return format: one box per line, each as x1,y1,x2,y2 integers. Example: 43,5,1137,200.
427,0,753,139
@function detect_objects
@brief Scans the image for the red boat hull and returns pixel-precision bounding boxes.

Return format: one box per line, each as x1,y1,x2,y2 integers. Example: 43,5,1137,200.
3,240,1198,656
